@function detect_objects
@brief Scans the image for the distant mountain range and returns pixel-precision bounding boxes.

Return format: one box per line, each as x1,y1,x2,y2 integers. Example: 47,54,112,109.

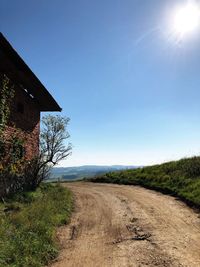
49,165,139,181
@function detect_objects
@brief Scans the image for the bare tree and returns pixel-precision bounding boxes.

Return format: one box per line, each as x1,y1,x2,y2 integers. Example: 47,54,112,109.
40,115,72,167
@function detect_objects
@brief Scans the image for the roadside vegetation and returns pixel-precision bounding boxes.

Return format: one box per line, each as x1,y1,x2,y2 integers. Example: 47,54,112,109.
0,183,73,267
90,156,200,208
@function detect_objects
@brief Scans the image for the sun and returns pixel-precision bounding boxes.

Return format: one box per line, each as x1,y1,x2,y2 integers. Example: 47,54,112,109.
172,1,200,38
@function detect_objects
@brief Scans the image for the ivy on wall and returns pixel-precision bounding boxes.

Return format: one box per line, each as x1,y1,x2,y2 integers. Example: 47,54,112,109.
0,74,15,133
0,74,15,163
0,74,25,174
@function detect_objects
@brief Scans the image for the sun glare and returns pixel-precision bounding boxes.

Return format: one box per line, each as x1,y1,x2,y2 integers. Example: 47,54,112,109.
172,2,200,38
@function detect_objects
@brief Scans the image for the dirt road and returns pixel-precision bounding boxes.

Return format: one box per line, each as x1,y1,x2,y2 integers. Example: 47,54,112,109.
50,182,200,267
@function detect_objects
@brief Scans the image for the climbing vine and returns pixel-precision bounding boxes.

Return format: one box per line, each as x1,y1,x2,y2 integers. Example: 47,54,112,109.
0,74,28,196
0,74,15,133
0,74,25,171
0,74,15,162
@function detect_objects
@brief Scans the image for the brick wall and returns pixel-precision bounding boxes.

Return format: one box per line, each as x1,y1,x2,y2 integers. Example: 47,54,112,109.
0,75,40,196
7,83,40,160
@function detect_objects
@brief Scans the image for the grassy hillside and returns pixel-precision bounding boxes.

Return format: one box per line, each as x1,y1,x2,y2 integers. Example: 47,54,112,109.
0,183,72,267
90,157,200,208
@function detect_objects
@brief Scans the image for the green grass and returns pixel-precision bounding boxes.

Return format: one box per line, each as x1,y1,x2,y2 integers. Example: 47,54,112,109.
0,183,73,267
89,156,200,208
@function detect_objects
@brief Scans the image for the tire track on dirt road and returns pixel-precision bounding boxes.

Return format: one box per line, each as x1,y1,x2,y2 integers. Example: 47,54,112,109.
50,182,200,267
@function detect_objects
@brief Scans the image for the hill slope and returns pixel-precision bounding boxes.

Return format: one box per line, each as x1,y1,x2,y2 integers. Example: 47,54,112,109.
50,165,138,180
90,157,200,208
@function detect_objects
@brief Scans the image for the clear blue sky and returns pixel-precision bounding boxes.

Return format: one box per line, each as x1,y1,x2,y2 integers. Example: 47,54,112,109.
1,0,200,166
